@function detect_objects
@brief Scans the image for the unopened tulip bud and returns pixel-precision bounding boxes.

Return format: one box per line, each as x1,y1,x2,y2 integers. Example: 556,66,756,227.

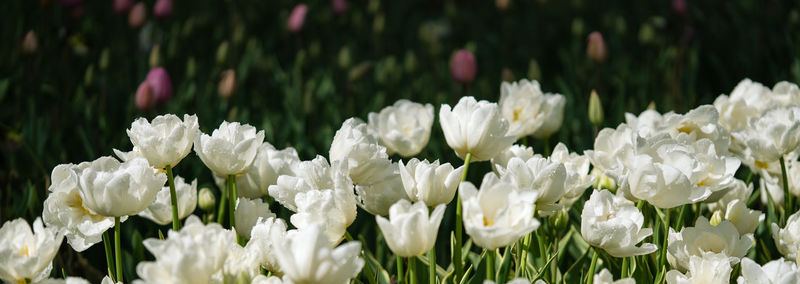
450,49,477,84
128,2,147,28
149,44,161,68
495,0,510,11
332,0,348,15
198,187,216,212
135,81,155,111
672,0,687,16
373,14,385,34
591,168,617,192
21,30,38,55
113,0,132,14
647,101,656,110
146,67,172,104
527,59,541,81
186,57,196,79
99,48,110,71
709,210,723,226
501,68,514,83
218,69,236,99
588,90,604,127
337,46,350,69
549,208,569,236
216,41,228,66
153,0,172,19
84,65,94,86
586,31,607,63
404,50,417,73
287,4,308,33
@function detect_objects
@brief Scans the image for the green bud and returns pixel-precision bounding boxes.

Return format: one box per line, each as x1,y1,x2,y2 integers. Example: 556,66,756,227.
83,65,94,87
216,41,229,66
549,208,569,236
186,57,196,79
373,14,385,35
527,59,541,81
589,90,604,127
348,61,373,82
198,187,216,212
338,46,351,69
501,68,514,83
592,168,617,192
404,50,417,73
235,273,250,284
98,48,110,71
149,45,161,68
647,101,656,110
709,210,723,226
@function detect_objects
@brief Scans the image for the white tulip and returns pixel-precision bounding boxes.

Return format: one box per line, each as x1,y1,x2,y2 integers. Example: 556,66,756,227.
667,216,753,272
719,199,764,236
759,159,800,206
628,105,731,154
252,275,285,284
112,146,144,162
460,174,540,249
268,156,353,212
497,156,567,214
234,197,275,240
398,158,464,206
75,157,166,217
245,217,288,274
706,178,752,211
585,124,637,174
593,269,635,284
330,118,390,184
738,106,800,162
290,188,357,245
498,79,548,138
139,176,197,225
0,218,63,283
737,257,800,284
665,252,732,284
37,276,94,284
772,210,800,261
439,96,516,161
549,143,595,208
581,190,657,257
126,114,199,169
272,224,364,284
42,163,120,252
531,93,566,139
490,144,535,173
234,143,299,199
376,200,446,257
367,99,435,157
354,162,410,216
194,121,265,176
714,79,775,132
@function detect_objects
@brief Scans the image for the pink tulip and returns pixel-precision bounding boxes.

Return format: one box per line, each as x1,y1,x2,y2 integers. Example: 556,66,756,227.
332,0,348,15
128,2,147,28
113,0,132,14
586,31,607,63
153,0,173,19
288,4,308,33
450,50,477,84
146,67,172,104
135,81,155,111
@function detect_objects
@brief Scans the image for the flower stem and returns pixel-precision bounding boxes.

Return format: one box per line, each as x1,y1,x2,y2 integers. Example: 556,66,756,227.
486,249,496,281
217,184,227,227
166,165,181,232
620,256,629,278
428,244,436,284
396,255,404,284
586,248,599,284
409,257,418,284
454,152,472,283
227,174,237,230
114,217,123,283
102,231,116,281
781,156,792,217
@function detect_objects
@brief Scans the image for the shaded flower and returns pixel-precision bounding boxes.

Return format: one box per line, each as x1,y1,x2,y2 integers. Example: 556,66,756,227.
668,216,753,272
737,257,800,284
665,252,732,284
138,176,197,226
75,157,166,217
581,190,657,257
234,197,275,240
0,218,64,283
376,200,446,257
772,210,800,261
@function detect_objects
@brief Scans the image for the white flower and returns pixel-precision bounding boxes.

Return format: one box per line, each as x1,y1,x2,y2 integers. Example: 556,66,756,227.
237,143,300,199
707,178,752,211
42,163,120,252
737,106,800,162
398,158,464,206
245,217,288,274
549,143,595,208
585,124,637,174
367,99,435,157
272,224,364,284
194,121,265,176
268,156,353,212
667,216,753,272
531,93,566,139
330,118,390,184
772,210,800,260
354,162,410,216
593,269,635,284
758,159,800,206
490,144,534,173
439,96,516,161
36,276,93,284
376,200,446,257
666,252,732,284
75,157,167,217
497,156,567,214
134,216,243,284
498,79,548,138
719,199,764,236
290,188,357,245
714,79,775,132
138,176,197,226
234,197,275,240
0,218,63,283
126,114,199,169
581,190,657,257
112,147,144,162
628,105,731,154
460,174,540,249
737,257,800,284
252,275,285,284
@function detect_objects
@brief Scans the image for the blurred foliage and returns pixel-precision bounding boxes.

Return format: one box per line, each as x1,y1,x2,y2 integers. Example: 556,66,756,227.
1,0,799,281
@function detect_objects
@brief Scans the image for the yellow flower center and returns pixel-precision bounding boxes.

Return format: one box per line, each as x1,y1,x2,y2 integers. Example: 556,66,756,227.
512,108,523,122
18,245,29,257
67,193,104,222
755,160,769,169
483,216,494,226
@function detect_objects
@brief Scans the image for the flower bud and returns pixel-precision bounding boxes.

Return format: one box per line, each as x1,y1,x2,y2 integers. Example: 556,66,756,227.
146,67,172,104
501,67,514,83
332,0,348,15
549,208,569,236
186,57,196,79
216,41,229,66
672,0,687,16
337,46,351,69
148,44,161,68
588,90,604,127
586,31,607,63
84,64,94,86
153,0,173,19
128,2,147,29
527,59,541,81
99,48,110,71
135,81,155,111
21,30,38,55
404,50,417,73
709,210,723,226
218,69,236,99
287,4,308,33
373,14,385,34
113,0,132,14
591,168,617,192
495,0,510,11
198,187,216,212
348,61,372,82
450,49,477,84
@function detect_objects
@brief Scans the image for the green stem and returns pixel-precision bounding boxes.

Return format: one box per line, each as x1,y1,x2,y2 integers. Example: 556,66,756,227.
745,170,755,186
586,249,599,284
486,249,496,281
397,255,405,284
658,209,671,269
620,256,629,279
227,174,237,230
454,152,472,283
544,137,551,156
217,183,227,227
409,257,418,284
166,165,181,232
114,217,123,283
781,156,792,217
428,244,436,284
102,231,116,281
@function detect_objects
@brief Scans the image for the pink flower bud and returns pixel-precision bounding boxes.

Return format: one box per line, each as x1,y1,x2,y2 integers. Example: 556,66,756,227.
450,49,477,84
586,31,607,63
135,81,155,111
128,2,147,28
21,30,38,55
113,0,132,14
288,4,308,33
672,0,687,16
146,67,172,104
218,69,236,99
332,0,348,15
153,0,172,19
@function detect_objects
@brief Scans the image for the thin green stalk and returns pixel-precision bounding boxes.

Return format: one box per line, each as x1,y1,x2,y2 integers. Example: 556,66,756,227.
102,231,116,281
745,170,755,186
486,250,496,281
114,217,123,283
217,184,227,227
620,257,629,279
544,138,551,156
454,152,472,283
409,257,418,284
166,165,181,231
428,244,436,284
586,249,599,284
518,234,531,278
781,156,792,217
658,209,671,269
397,255,404,284
227,174,237,229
